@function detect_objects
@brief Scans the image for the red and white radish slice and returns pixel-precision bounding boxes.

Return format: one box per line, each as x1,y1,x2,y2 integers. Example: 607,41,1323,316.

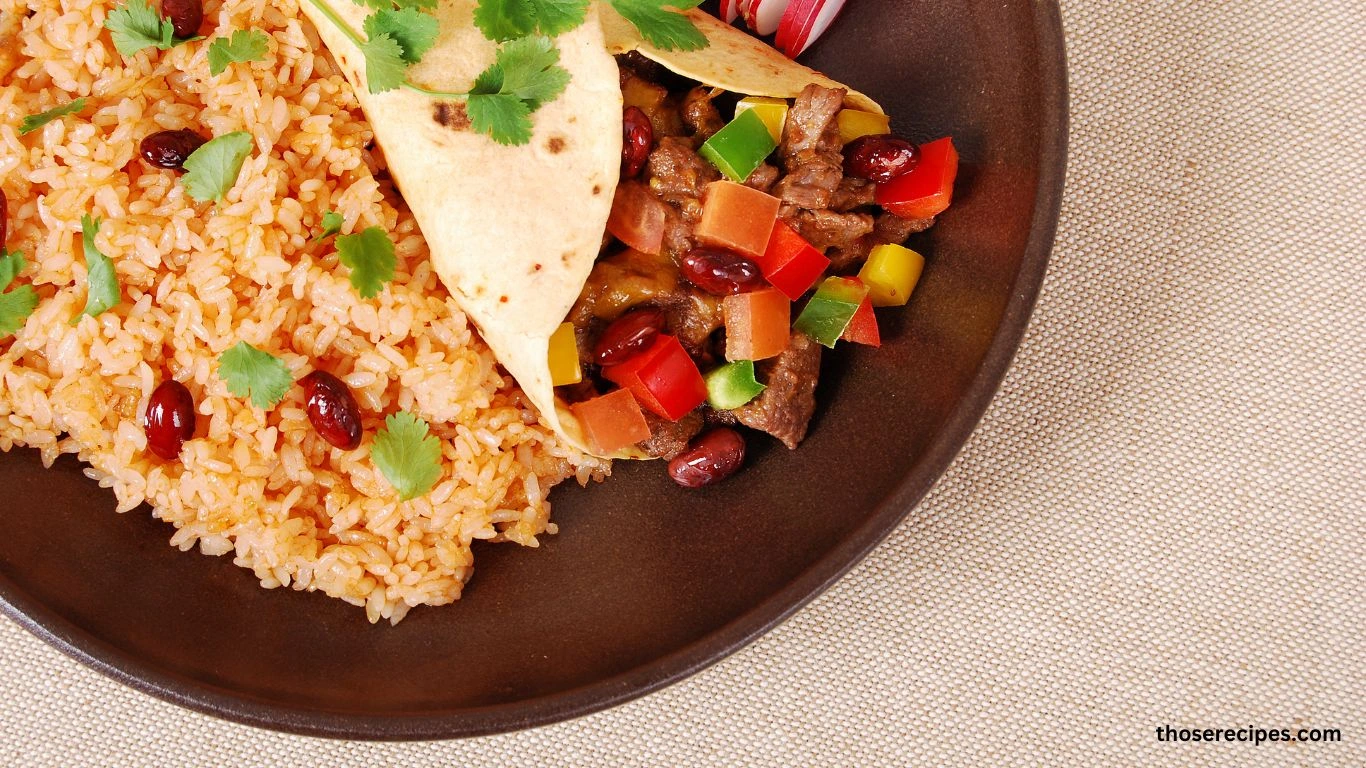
719,0,742,24
741,0,759,31
777,0,848,57
747,0,791,36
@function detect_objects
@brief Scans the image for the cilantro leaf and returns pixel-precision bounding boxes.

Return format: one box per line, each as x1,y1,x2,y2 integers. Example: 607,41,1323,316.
473,0,587,41
19,98,87,136
372,411,443,500
608,0,707,52
363,8,438,65
314,210,344,242
467,93,533,146
359,33,409,93
0,251,37,338
0,286,38,338
473,0,532,41
207,30,270,76
104,0,192,57
0,250,26,291
465,36,569,144
74,215,120,322
181,131,254,203
218,341,293,409
525,0,591,37
335,226,395,298
489,35,570,109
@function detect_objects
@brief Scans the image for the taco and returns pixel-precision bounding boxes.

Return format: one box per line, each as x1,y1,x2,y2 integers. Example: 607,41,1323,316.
300,1,953,464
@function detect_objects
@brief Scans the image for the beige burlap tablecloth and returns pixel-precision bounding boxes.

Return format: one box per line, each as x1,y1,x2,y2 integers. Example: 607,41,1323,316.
3,0,1362,764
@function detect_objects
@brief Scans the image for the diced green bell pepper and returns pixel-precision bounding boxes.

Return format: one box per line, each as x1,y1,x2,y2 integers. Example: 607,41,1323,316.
705,360,766,409
793,277,870,348
699,109,778,183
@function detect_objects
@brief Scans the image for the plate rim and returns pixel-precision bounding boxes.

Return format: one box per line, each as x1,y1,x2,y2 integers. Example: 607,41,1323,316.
0,0,1069,741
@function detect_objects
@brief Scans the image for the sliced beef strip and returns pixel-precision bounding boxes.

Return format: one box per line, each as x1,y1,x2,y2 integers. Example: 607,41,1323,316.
772,85,847,209
788,208,874,253
831,178,875,211
733,332,821,449
681,87,726,140
659,289,725,361
744,163,780,193
828,214,937,272
647,136,720,208
660,204,695,260
874,211,935,243
828,235,874,273
637,410,704,460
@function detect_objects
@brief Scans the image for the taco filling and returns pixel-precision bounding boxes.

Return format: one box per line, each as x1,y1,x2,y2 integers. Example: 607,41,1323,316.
551,54,956,475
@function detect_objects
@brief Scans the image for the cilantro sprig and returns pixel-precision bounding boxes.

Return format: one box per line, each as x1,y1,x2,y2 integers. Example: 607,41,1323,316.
19,98,87,136
207,30,270,76
372,411,443,500
103,0,198,57
473,0,589,41
0,251,39,338
74,215,120,323
335,226,396,298
218,342,293,409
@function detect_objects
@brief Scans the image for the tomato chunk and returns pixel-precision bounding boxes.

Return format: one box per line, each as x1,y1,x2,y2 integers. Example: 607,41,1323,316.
601,335,708,421
695,181,781,260
723,287,790,361
755,220,830,301
875,137,958,220
607,181,667,255
571,389,651,454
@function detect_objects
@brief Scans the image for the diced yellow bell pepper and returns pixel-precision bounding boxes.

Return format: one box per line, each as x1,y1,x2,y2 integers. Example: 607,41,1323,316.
858,244,924,307
734,96,789,144
837,109,891,144
548,322,582,386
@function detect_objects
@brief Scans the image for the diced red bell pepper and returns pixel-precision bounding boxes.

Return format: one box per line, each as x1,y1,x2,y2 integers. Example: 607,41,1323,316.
723,287,790,361
755,220,830,301
601,334,707,421
607,181,667,255
841,294,881,347
571,388,652,454
695,181,782,260
875,137,958,220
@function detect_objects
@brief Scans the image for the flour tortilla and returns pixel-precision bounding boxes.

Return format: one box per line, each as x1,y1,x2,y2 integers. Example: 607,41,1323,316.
301,0,881,457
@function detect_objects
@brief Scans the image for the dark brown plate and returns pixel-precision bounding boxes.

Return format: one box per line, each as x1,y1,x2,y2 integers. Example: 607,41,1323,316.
0,0,1066,739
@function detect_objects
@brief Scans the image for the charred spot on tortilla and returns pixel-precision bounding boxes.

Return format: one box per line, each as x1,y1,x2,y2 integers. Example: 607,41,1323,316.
533,263,544,272
547,136,567,154
433,102,471,131
592,185,602,196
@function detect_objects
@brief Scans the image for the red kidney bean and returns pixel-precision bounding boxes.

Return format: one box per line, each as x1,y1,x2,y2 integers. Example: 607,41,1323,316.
621,106,654,178
161,0,203,39
144,380,196,461
843,135,921,184
668,428,746,488
680,248,765,296
139,129,208,171
300,370,363,450
594,307,665,366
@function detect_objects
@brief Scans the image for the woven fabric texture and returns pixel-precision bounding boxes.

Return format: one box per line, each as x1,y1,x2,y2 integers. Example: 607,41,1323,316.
3,0,1363,765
